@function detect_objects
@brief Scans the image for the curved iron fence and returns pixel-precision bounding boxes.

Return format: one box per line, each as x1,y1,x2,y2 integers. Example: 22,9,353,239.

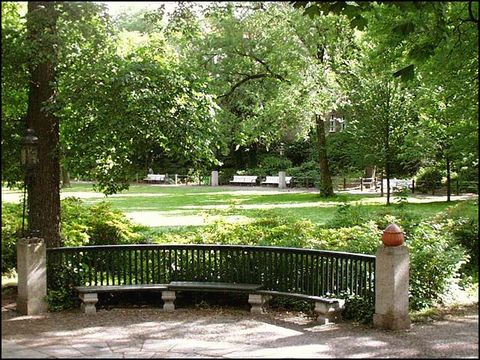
47,244,375,303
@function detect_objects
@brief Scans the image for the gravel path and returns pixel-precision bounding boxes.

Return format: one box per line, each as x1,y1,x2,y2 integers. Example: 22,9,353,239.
2,303,478,358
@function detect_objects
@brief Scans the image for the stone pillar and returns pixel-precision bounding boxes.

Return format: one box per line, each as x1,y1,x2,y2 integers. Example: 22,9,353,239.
248,293,271,314
373,224,411,330
162,291,176,311
314,299,345,325
16,237,48,315
79,293,98,314
211,170,219,187
278,171,286,189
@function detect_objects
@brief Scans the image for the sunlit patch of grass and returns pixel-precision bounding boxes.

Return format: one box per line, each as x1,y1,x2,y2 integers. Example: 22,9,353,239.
2,271,18,288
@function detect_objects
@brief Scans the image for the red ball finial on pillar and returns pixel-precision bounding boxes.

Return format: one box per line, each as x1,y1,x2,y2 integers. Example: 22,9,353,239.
382,223,405,246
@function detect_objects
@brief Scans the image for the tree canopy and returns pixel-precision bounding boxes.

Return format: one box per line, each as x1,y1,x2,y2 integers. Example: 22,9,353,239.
1,1,477,245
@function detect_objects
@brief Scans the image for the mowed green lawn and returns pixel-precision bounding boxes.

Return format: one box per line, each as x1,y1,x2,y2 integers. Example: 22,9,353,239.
61,183,479,228
3,182,477,229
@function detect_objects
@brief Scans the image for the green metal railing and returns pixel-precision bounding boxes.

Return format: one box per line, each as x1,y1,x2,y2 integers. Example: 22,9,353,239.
47,244,375,303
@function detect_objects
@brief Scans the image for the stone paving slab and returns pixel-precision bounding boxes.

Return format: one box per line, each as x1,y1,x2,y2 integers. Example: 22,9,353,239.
2,306,478,358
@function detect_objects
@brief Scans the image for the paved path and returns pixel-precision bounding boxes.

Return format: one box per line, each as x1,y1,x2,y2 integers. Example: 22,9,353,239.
2,305,478,358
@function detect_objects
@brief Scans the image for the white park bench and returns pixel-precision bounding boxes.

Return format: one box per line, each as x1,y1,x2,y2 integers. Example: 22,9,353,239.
261,176,292,186
361,177,376,189
377,178,413,191
229,175,258,186
143,174,166,184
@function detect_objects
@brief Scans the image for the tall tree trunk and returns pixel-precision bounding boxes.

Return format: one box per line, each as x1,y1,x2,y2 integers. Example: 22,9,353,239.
384,83,391,205
248,142,258,169
60,165,71,188
446,156,451,202
26,2,61,247
315,114,334,196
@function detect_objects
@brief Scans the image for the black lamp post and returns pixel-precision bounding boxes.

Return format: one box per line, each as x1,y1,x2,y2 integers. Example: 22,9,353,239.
21,128,39,237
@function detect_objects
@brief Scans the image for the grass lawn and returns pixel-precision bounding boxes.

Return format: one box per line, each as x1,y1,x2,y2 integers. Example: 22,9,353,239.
3,182,477,229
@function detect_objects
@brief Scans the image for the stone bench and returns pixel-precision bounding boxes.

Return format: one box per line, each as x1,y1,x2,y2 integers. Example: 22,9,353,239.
256,290,345,324
75,282,344,324
75,284,168,314
166,281,265,312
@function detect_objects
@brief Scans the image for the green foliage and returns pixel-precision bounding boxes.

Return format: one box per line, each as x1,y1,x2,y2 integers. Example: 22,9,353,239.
247,155,293,177
152,202,473,313
433,202,479,279
1,202,23,275
1,197,142,275
407,222,468,310
286,160,320,185
45,260,81,311
341,295,375,324
45,287,78,312
85,202,142,245
415,167,443,193
218,168,237,185
61,197,142,246
326,203,370,228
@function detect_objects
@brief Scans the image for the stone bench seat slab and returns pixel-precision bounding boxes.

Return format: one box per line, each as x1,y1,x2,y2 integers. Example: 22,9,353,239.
75,284,168,293
168,281,263,292
255,290,345,324
256,290,339,304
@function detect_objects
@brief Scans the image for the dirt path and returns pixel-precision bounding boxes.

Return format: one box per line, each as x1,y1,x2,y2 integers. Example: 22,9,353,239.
2,289,478,358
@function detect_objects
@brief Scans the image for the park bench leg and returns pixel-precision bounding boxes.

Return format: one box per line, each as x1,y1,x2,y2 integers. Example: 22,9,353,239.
79,293,98,314
314,300,345,324
162,291,176,311
248,294,271,314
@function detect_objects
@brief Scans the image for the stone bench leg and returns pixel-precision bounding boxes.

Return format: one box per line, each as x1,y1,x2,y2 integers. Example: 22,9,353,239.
314,300,345,324
248,294,271,314
79,293,98,314
162,291,176,311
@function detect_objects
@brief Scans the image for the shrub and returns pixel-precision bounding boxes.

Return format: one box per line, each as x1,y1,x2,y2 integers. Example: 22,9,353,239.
85,201,142,245
1,202,23,275
415,167,443,194
341,295,375,324
1,198,143,275
433,201,479,279
287,161,320,187
61,197,143,246
61,197,92,246
249,155,293,177
325,202,371,228
218,168,237,185
407,222,468,310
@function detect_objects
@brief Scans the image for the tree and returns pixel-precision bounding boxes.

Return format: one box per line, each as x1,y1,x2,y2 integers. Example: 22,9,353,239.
356,2,478,201
189,3,358,196
24,1,61,246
